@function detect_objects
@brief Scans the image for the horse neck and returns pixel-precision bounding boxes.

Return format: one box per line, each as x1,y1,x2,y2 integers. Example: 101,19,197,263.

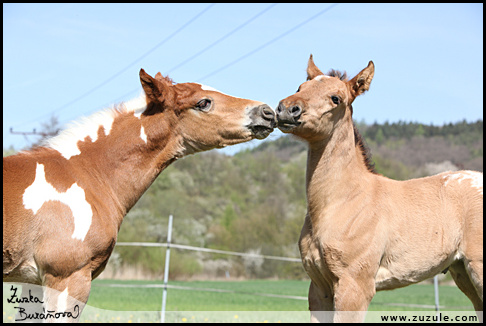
109,130,183,216
305,116,373,225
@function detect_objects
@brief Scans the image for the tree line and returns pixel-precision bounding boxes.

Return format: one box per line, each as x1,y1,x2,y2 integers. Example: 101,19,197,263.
3,119,482,279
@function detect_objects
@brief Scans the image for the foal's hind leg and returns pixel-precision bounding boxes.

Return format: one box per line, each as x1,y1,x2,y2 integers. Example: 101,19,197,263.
466,259,483,301
449,260,483,322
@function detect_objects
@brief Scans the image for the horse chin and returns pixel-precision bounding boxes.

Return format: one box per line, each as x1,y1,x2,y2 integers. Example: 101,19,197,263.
277,122,300,133
216,135,251,148
249,125,274,140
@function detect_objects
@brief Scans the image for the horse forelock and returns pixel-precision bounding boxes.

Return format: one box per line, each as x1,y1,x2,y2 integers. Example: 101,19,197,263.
327,69,348,81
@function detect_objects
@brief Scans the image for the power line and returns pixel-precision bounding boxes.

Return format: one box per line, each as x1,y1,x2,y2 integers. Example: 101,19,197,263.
9,128,58,137
12,3,338,132
165,3,278,75
55,3,279,124
78,3,336,118
13,3,215,129
196,3,339,82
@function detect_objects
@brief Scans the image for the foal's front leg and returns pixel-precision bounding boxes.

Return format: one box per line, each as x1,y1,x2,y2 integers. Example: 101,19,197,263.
332,274,375,323
42,267,92,323
308,281,334,323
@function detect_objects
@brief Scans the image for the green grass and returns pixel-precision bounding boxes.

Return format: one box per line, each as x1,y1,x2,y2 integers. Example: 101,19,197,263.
86,279,474,312
89,279,309,311
4,280,476,323
371,284,473,311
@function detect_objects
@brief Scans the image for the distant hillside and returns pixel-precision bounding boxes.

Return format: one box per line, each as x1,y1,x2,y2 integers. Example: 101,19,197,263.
4,120,482,280
246,119,483,179
106,120,482,279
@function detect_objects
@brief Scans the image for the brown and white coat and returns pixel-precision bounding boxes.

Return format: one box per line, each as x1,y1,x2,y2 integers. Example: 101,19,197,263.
3,69,276,322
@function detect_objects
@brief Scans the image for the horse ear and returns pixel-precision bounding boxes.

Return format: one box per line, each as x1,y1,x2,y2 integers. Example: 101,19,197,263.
154,72,164,81
306,54,324,81
348,61,374,100
139,69,171,103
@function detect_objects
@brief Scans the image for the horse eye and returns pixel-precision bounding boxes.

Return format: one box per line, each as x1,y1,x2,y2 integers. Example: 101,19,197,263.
196,99,212,111
331,96,340,105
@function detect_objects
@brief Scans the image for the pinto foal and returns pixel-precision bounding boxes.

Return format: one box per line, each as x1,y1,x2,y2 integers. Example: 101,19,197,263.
3,69,275,322
277,55,483,322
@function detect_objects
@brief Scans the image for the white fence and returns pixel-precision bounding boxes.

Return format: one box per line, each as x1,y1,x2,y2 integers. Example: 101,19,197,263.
93,215,461,323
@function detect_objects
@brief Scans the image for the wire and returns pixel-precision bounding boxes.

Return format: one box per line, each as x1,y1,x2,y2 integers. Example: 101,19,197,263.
57,3,279,123
13,3,215,128
85,3,337,116
164,3,278,75
196,3,339,82
14,3,339,130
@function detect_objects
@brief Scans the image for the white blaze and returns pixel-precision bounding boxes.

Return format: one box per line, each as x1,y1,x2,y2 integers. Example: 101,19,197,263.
23,163,93,241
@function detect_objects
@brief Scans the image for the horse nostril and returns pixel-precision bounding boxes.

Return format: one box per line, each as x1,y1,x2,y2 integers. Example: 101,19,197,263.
262,106,274,118
290,106,301,117
257,105,275,121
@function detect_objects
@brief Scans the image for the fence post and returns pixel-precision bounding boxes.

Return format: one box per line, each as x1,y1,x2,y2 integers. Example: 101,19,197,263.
160,215,173,323
434,275,440,322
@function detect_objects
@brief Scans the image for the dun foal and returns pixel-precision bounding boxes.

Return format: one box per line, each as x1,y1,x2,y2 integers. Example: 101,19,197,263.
277,55,483,322
3,69,276,322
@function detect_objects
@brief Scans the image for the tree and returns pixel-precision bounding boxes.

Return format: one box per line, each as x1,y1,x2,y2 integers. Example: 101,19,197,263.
414,124,425,138
375,128,385,145
30,115,61,148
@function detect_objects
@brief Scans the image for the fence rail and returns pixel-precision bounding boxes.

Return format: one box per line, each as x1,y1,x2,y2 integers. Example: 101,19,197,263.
115,242,301,263
106,215,453,322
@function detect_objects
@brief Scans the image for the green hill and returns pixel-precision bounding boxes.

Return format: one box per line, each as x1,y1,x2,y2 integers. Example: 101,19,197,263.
4,120,482,279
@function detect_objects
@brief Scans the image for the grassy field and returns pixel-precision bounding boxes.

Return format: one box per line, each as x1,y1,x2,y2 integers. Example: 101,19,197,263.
4,280,477,323
87,279,474,311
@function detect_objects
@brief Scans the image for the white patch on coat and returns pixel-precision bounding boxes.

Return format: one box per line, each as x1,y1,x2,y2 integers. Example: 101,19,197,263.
23,163,93,241
140,126,148,143
123,92,147,119
57,287,69,313
197,83,247,100
314,75,331,81
199,84,221,93
442,171,483,195
46,110,116,160
46,93,148,159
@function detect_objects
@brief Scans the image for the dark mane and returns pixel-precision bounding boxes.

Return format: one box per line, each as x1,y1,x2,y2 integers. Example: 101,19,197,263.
326,69,374,173
327,69,348,81
352,122,376,173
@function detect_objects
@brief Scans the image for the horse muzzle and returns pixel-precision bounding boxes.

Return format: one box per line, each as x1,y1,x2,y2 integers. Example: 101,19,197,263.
247,104,276,139
276,101,302,133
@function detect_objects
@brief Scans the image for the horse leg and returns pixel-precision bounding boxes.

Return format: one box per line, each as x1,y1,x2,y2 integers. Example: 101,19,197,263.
308,281,334,323
465,259,483,301
42,267,92,323
332,274,374,323
449,260,483,322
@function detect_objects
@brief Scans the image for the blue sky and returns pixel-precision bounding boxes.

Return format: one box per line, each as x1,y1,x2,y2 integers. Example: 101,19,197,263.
3,3,483,154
